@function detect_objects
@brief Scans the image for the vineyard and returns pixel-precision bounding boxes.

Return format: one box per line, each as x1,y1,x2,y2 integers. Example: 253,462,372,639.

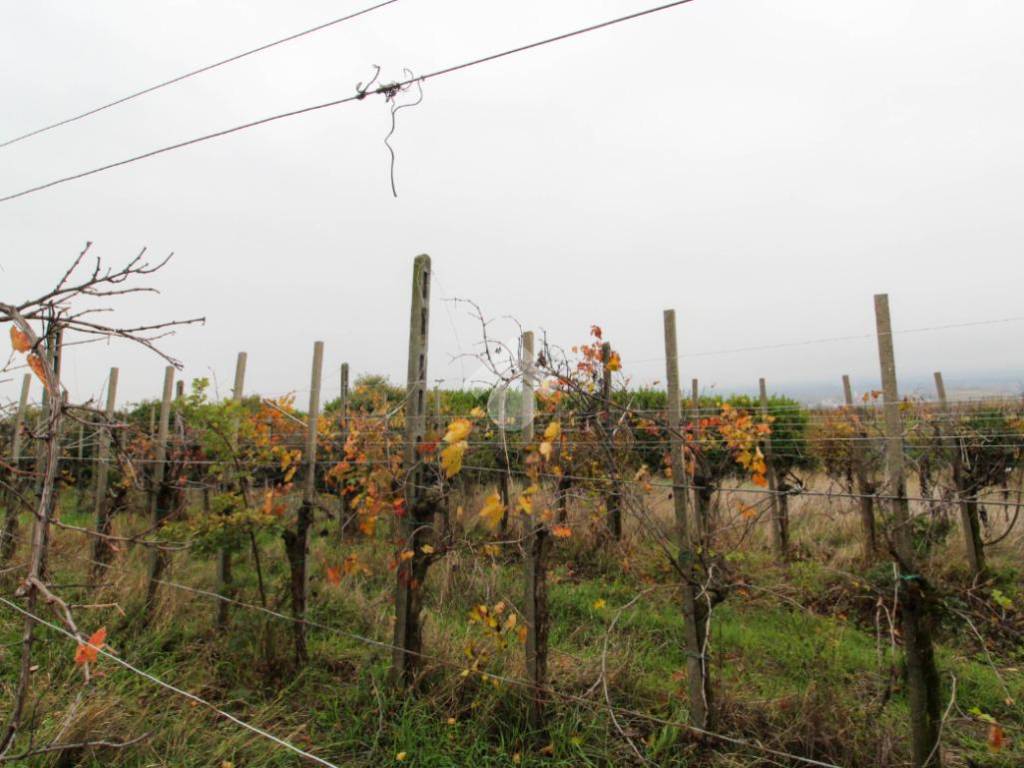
1,252,1022,768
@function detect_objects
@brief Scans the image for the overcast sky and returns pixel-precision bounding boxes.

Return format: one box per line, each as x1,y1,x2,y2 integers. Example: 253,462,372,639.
1,0,1022,409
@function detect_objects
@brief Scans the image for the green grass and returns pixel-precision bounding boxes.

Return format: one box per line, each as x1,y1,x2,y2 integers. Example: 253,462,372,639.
1,490,1022,767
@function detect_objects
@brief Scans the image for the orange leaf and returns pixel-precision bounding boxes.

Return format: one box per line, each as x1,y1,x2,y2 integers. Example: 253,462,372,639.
27,354,48,391
74,627,107,665
551,524,572,539
9,326,31,353
325,566,342,585
988,724,1005,752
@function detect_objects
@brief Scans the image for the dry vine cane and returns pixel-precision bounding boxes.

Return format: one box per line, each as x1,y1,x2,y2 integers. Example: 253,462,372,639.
0,244,202,758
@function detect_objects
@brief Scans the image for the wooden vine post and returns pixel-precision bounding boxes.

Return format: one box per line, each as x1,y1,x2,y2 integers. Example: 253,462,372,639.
934,371,985,576
521,330,549,724
215,351,247,628
842,374,877,560
392,254,433,687
90,367,119,577
663,309,712,730
691,378,710,542
284,342,323,664
601,341,622,540
144,366,176,617
74,420,87,511
875,294,942,768
338,362,352,540
759,377,788,560
0,374,31,564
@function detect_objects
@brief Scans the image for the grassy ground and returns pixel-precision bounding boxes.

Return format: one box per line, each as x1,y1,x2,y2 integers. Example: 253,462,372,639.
1,481,1022,767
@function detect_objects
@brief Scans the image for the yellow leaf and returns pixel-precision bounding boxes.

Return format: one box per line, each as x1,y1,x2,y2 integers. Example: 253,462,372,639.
396,752,408,762
443,418,473,444
517,494,533,516
539,441,553,460
470,406,486,419
399,549,415,562
592,599,606,610
478,492,505,531
420,544,435,554
502,613,517,632
440,440,467,478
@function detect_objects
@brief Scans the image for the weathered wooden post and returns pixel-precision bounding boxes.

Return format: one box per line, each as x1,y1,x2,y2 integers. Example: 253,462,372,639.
601,341,622,540
74,420,87,511
0,374,31,564
663,309,712,730
90,367,119,577
144,366,176,617
553,400,571,524
934,371,984,576
759,378,788,560
875,294,942,768
283,342,323,664
392,254,433,687
215,352,247,628
843,374,877,560
690,378,710,542
521,331,549,724
34,324,62,496
337,362,352,540
175,379,185,402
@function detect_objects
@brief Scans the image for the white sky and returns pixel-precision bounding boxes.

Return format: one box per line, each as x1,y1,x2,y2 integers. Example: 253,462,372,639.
1,0,1022,408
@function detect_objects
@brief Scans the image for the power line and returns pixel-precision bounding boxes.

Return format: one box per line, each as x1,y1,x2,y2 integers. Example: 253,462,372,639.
628,316,1024,365
0,0,699,205
0,0,400,150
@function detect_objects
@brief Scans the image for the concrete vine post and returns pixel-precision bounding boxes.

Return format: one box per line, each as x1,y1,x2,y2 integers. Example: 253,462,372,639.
843,374,877,560
663,309,713,730
144,366,176,618
759,378,788,560
215,351,247,629
875,294,943,768
392,254,434,687
934,371,985,576
521,331,549,724
90,367,119,578
284,342,323,665
0,374,31,564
